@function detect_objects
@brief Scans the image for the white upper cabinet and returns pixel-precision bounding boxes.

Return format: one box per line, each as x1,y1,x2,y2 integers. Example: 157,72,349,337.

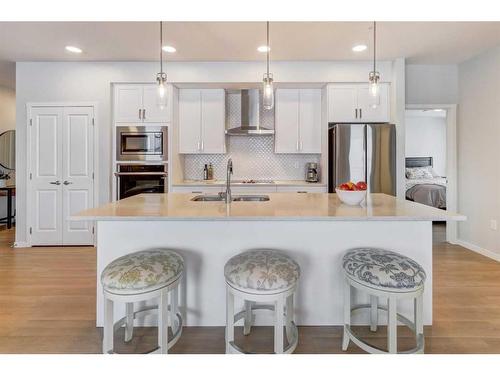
179,89,226,154
114,84,171,123
275,88,322,154
328,83,390,123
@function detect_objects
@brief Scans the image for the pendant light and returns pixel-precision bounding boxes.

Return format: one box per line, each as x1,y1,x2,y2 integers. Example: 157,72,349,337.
262,21,274,110
368,21,380,108
156,21,167,109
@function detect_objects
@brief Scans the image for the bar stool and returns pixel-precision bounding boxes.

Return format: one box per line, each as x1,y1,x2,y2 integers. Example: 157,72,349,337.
342,247,426,354
224,249,300,354
101,249,184,354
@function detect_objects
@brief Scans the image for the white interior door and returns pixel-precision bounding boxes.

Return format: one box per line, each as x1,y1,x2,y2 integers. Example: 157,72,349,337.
299,89,322,153
30,107,63,245
275,89,300,153
62,107,95,245
200,89,225,153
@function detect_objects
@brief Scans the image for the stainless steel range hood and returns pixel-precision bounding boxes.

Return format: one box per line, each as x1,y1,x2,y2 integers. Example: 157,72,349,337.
225,89,274,136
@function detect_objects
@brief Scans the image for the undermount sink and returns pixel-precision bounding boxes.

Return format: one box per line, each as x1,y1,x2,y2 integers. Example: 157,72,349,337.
191,194,270,202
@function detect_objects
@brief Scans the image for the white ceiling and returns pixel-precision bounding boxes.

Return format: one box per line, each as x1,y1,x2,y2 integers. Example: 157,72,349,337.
0,21,499,88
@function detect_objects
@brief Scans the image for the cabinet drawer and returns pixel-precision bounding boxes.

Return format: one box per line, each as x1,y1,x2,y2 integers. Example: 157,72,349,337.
276,186,327,193
170,186,224,194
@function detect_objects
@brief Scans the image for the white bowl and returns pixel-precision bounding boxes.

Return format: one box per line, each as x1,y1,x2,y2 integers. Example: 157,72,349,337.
335,188,367,206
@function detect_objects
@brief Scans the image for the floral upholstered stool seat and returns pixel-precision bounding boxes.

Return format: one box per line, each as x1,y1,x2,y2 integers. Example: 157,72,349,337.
341,248,426,354
101,249,184,354
224,249,301,354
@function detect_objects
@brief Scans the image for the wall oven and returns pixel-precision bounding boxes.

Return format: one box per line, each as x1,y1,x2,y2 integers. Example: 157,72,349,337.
116,125,168,162
115,164,168,200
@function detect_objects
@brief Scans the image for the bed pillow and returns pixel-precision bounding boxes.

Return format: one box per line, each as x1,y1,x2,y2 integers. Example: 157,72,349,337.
406,167,434,179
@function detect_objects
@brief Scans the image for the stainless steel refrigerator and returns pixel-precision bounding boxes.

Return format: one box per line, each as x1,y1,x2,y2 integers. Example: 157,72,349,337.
328,123,396,195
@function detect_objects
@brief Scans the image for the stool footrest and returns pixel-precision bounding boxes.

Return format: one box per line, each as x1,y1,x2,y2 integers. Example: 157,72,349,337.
345,304,424,354
108,305,183,354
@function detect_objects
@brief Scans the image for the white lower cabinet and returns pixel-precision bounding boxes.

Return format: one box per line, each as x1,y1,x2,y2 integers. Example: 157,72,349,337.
276,186,327,193
171,186,224,194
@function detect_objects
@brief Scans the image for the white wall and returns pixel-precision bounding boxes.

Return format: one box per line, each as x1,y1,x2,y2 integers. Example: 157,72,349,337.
405,112,447,176
406,64,458,104
15,60,394,245
457,46,500,257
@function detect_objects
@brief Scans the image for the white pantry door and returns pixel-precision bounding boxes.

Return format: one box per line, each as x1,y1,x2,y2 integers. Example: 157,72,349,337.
30,106,95,246
61,107,95,245
30,107,64,245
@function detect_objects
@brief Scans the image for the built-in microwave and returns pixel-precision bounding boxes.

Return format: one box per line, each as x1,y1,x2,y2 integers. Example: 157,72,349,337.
116,125,168,162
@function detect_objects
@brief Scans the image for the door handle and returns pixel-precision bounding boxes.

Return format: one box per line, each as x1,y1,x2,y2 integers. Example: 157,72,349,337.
50,180,61,185
355,108,358,119
63,181,73,185
139,109,142,120
142,109,146,120
359,108,362,118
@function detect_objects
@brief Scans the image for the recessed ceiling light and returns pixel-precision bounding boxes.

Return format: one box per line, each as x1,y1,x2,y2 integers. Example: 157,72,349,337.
162,45,176,53
352,44,367,52
65,45,82,54
257,45,270,53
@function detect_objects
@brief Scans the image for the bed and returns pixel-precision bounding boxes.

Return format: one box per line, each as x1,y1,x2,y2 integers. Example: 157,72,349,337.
405,157,447,209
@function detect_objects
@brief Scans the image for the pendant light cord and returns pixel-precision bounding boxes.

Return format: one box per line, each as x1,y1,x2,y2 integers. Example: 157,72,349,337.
160,21,164,74
266,21,270,76
373,21,376,73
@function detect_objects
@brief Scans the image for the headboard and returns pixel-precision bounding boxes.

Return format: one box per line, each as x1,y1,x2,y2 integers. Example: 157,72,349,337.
405,157,433,168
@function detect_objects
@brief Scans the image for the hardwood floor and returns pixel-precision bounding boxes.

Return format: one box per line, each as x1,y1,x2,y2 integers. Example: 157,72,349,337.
1,223,500,354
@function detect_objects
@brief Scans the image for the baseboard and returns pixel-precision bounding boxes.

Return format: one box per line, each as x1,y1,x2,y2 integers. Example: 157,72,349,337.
13,241,30,248
456,239,500,262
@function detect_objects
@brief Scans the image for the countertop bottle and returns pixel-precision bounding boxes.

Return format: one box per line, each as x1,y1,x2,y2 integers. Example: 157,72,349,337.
208,163,214,180
203,164,208,180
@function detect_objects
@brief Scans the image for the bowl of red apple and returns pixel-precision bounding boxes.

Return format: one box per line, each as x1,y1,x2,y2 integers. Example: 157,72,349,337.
335,181,367,205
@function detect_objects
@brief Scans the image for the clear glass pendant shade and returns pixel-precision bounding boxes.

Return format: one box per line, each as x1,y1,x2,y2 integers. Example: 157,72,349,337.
263,73,274,110
157,72,167,110
368,71,380,108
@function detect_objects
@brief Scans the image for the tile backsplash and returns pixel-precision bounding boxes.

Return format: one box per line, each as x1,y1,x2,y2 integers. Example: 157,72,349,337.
183,136,321,181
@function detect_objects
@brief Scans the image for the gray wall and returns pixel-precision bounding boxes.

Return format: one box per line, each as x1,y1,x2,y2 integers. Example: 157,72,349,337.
406,64,458,104
457,46,500,256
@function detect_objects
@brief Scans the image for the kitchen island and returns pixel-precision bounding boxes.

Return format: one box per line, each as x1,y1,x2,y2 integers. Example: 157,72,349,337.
74,193,465,327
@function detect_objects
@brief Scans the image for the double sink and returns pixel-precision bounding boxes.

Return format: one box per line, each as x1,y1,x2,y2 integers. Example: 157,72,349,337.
191,194,270,202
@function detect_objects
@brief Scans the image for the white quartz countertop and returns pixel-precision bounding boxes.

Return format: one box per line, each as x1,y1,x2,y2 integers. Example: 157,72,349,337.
73,193,466,222
173,180,326,187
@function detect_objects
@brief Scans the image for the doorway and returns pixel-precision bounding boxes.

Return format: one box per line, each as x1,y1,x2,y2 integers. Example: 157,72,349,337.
405,104,457,243
27,104,97,246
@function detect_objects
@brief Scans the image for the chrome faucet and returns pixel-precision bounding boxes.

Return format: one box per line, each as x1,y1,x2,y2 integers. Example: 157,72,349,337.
225,158,233,203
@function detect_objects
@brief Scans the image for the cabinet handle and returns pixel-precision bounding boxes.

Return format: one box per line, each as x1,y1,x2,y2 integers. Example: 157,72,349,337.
138,109,142,119
143,109,146,120
300,141,303,151
197,141,201,151
359,108,362,119
297,191,307,193
63,180,73,185
49,180,61,185
201,140,204,151
355,108,358,119
296,140,300,151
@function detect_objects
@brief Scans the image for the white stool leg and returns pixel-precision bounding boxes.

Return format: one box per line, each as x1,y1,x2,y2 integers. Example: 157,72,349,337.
285,294,294,344
274,296,284,354
158,289,169,354
103,297,114,354
387,296,397,354
243,300,252,336
415,293,424,353
370,295,378,332
225,288,235,354
125,302,134,342
342,282,351,351
170,285,179,333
